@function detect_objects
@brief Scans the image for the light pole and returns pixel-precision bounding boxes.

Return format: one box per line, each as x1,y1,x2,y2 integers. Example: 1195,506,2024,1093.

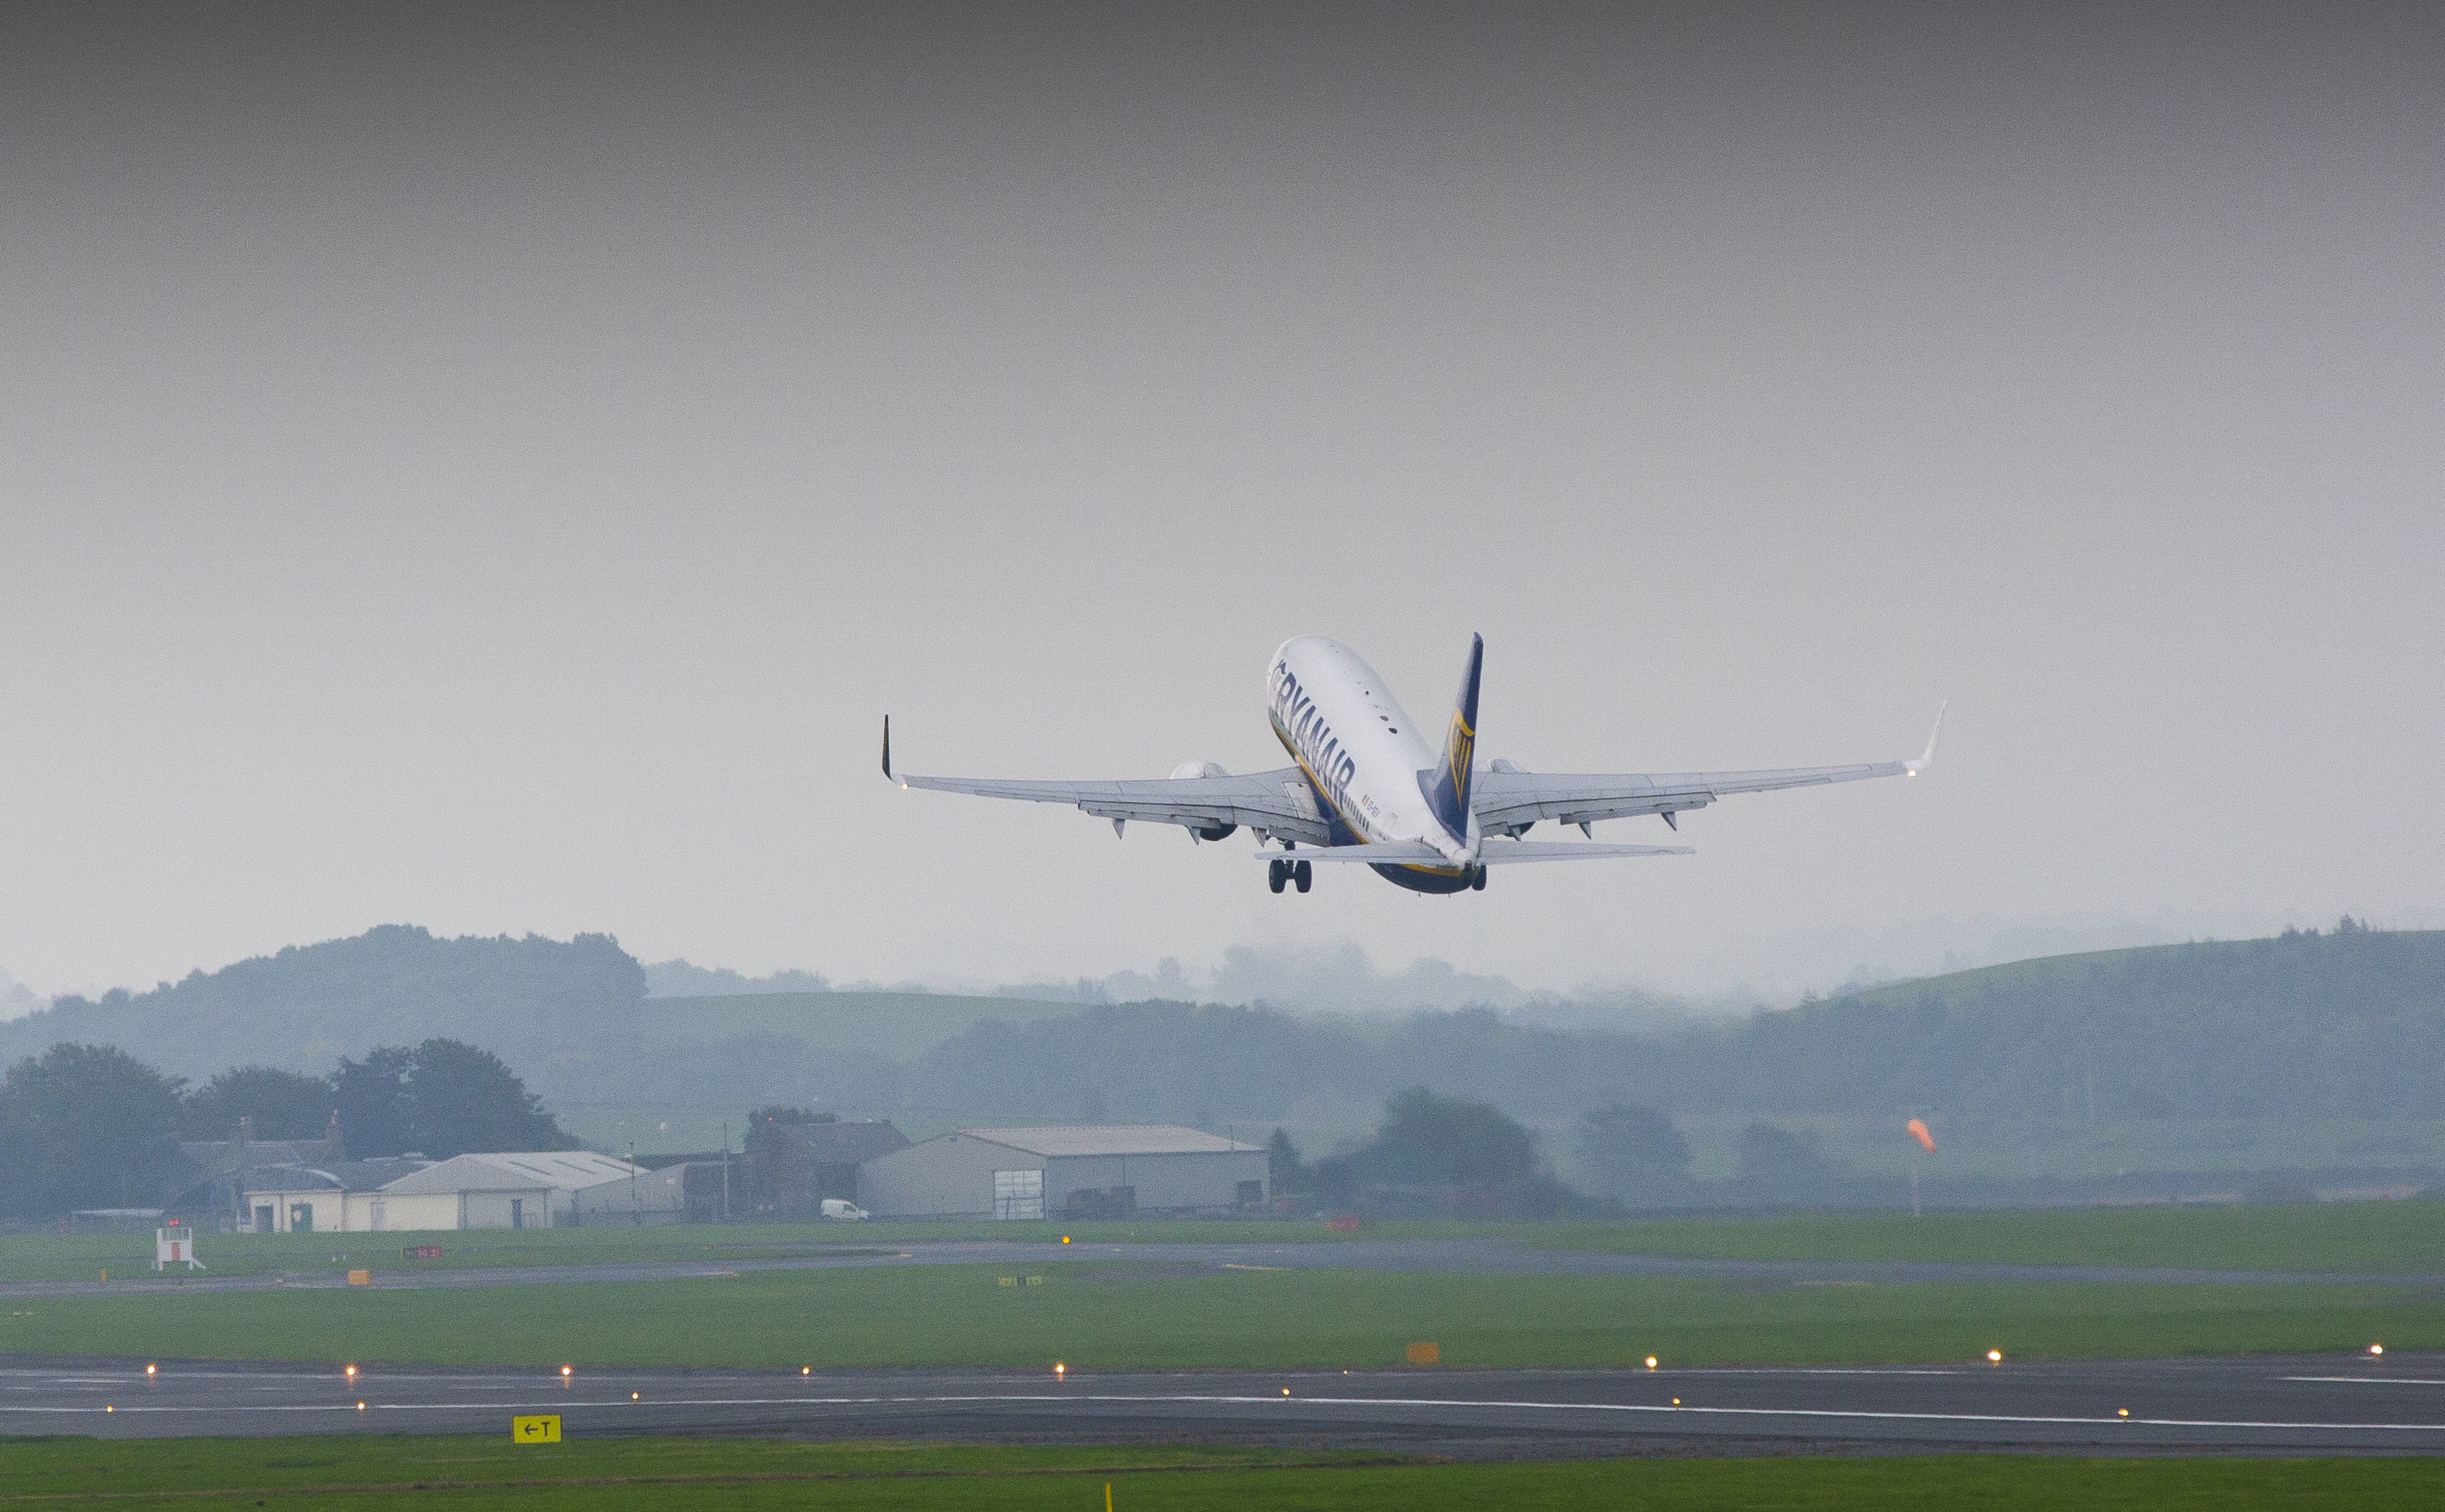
1904,1116,1938,1218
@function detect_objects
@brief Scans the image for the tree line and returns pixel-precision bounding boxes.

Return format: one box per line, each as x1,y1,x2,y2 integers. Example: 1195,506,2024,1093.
1262,1087,1857,1217
0,1039,570,1219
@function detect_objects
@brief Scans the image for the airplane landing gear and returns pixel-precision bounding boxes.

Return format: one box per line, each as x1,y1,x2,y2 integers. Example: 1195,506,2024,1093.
1294,859,1313,893
1267,858,1289,894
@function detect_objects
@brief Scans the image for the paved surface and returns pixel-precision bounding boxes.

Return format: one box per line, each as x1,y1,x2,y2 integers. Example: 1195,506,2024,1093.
6,1238,2437,1300
8,1354,2445,1454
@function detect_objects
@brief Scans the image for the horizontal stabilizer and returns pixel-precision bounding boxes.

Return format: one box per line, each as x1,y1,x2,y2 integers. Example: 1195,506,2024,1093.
1477,839,1693,863
1263,839,1693,865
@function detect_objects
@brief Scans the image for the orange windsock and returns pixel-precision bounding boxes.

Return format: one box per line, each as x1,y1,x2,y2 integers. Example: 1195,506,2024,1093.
1906,1118,1938,1153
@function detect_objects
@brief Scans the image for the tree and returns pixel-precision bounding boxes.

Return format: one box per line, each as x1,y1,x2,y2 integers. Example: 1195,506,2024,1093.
0,1044,190,1216
1267,1127,1310,1196
1366,1087,1535,1188
332,1041,567,1157
1573,1103,1694,1201
746,1105,832,1130
331,1047,414,1157
401,1039,569,1157
179,1065,335,1141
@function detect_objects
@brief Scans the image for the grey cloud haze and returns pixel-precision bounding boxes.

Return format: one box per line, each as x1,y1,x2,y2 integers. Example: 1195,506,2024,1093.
2,3,2439,997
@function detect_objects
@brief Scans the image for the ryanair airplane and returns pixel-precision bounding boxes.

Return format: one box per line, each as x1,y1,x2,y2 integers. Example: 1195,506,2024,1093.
884,634,1940,895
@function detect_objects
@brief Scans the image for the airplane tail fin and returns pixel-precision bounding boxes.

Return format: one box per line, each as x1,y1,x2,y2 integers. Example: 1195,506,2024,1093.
1422,634,1483,839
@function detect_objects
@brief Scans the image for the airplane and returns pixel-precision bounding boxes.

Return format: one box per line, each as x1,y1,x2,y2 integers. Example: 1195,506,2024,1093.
883,634,1940,895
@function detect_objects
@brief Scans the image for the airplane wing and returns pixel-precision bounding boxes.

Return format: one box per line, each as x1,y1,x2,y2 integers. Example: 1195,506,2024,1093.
883,719,1335,846
1473,705,1943,836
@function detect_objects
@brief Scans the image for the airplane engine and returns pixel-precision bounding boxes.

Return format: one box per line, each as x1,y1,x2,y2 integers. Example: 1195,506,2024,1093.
1171,760,1236,840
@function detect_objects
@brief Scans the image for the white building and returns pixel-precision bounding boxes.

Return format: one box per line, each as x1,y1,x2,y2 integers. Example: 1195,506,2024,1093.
857,1126,1267,1219
569,1162,690,1226
246,1150,646,1233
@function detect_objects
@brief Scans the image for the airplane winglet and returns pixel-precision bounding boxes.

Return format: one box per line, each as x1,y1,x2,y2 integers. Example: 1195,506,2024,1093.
882,716,898,785
1905,701,1946,777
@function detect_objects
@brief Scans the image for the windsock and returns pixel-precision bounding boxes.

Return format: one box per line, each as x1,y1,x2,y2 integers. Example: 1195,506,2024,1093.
1906,1118,1938,1153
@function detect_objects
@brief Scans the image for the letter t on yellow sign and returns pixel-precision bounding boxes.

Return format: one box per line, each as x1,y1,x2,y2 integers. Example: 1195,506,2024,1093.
512,1415,561,1443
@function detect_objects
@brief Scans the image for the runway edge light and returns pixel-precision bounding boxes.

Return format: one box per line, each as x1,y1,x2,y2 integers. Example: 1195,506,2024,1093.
1986,1349,2003,1364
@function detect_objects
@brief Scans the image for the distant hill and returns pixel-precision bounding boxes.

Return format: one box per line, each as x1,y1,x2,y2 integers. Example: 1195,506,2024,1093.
12,923,2443,1142
639,960,832,997
877,926,2445,1128
1620,924,2445,1121
0,928,1097,1111
0,926,647,1081
555,991,1107,1109
638,991,1089,1064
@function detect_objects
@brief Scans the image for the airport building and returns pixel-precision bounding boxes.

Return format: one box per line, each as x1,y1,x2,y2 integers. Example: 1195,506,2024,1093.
857,1125,1267,1219
569,1161,690,1225
750,1118,910,1218
244,1150,646,1232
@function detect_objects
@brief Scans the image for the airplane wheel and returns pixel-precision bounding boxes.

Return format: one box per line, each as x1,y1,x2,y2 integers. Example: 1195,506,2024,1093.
1470,866,1487,891
1268,859,1287,894
1294,859,1313,893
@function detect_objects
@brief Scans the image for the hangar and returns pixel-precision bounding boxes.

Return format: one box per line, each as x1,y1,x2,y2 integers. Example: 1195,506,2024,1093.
246,1150,645,1232
858,1125,1267,1219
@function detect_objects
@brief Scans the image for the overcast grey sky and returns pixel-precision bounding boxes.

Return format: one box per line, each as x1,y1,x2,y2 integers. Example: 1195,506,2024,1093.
2,2,2439,1000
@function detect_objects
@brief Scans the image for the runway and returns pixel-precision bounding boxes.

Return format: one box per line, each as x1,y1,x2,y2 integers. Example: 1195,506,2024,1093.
9,1354,2445,1454
6,1237,2434,1301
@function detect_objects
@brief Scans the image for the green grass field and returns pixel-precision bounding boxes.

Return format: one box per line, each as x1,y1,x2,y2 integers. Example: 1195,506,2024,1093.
14,1200,2445,1287
0,1224,918,1284
4,1434,2443,1510
0,1219,1439,1285
1540,1200,2445,1274
2,1262,2433,1370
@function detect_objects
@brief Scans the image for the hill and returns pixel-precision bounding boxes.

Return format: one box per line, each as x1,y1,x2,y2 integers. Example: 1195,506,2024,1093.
871,927,2445,1129
0,926,648,1081
1626,923,2445,1121
0,928,1098,1111
13,923,2445,1165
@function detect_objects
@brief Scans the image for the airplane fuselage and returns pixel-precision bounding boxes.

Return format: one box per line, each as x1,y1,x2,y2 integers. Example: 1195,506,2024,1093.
887,632,1935,896
1267,636,1481,893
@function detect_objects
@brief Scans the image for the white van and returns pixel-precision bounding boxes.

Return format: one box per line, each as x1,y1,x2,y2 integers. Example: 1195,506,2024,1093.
819,1199,869,1221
